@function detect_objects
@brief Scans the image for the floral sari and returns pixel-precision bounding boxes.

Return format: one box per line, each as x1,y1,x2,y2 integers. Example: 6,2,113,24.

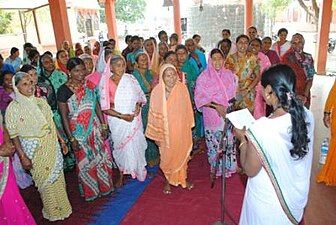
62,82,114,201
225,53,260,112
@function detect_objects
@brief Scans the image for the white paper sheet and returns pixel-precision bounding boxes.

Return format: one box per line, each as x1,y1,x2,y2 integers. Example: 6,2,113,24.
226,108,256,129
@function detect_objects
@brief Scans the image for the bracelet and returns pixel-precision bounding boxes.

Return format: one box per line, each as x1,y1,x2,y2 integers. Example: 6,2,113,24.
324,111,331,115
116,113,122,119
68,136,75,142
101,124,108,130
239,141,247,149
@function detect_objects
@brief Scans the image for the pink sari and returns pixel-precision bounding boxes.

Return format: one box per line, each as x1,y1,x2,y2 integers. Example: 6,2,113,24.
253,52,271,119
0,127,36,225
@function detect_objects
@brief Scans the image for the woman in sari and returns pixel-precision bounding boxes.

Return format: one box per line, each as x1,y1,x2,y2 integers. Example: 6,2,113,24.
38,53,75,172
0,71,14,117
144,38,160,78
158,42,169,65
235,64,314,225
225,35,260,112
146,64,194,194
57,58,113,201
176,44,204,142
0,114,36,225
132,51,159,170
248,38,271,119
271,28,291,59
218,38,232,60
56,50,70,75
195,49,237,179
261,37,280,65
317,80,336,185
100,55,147,186
6,72,72,221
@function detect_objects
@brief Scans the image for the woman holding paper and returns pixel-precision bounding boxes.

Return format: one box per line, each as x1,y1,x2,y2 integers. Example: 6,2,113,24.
235,64,314,225
195,48,237,179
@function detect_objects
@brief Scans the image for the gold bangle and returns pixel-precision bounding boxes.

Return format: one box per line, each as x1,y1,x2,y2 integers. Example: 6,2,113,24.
102,124,108,130
239,141,247,149
68,136,75,142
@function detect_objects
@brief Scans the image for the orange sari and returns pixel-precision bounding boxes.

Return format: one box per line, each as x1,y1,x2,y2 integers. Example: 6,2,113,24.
317,81,336,185
146,64,194,187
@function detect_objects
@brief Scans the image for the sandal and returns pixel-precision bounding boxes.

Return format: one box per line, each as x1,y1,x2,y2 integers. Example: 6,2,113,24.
186,182,194,190
163,184,171,195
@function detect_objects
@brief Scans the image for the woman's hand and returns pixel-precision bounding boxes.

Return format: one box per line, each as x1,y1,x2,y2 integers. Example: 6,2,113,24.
323,114,331,128
0,141,15,157
133,104,141,117
101,128,109,140
121,114,135,122
60,142,69,155
70,139,80,151
233,126,247,143
213,103,227,118
20,155,33,170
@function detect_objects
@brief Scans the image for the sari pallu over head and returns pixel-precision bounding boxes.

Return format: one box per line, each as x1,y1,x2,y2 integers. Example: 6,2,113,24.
146,64,194,149
194,55,237,130
6,73,49,140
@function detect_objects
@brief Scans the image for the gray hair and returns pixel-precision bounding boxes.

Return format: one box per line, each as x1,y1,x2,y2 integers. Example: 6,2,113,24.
291,33,305,45
14,71,29,86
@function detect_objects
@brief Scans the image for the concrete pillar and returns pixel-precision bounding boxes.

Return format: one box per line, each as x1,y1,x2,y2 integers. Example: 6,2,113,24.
48,0,72,50
173,0,182,43
315,0,332,74
244,0,253,32
105,0,118,41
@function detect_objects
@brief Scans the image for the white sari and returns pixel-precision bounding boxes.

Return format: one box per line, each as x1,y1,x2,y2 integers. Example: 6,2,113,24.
239,109,314,225
271,41,291,58
107,74,148,181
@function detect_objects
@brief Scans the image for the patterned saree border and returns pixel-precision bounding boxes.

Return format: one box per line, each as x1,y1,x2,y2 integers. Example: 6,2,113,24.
0,157,9,198
247,129,299,225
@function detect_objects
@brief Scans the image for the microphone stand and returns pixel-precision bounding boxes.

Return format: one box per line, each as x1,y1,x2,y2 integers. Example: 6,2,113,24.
213,99,236,225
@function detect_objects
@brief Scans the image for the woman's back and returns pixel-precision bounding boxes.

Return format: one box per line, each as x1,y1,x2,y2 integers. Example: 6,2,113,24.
241,109,314,225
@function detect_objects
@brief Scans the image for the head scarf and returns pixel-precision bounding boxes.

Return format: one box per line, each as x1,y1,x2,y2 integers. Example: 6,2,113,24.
144,39,160,76
9,72,48,138
194,52,237,129
99,55,126,110
145,64,179,148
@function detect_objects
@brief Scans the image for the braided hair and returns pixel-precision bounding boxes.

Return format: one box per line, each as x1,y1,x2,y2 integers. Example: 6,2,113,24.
261,64,310,159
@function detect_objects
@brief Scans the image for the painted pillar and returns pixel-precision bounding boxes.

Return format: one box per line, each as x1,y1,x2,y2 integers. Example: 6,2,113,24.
173,0,182,43
105,0,118,41
244,0,253,32
48,0,72,50
315,0,332,74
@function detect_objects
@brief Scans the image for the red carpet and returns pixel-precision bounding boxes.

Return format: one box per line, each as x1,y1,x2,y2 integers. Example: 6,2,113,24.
20,170,115,225
122,152,247,225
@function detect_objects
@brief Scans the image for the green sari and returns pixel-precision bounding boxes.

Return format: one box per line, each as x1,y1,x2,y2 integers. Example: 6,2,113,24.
132,69,159,167
38,68,76,171
181,61,204,138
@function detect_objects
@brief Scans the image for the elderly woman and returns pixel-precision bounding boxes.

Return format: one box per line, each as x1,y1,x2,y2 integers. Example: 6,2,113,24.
57,58,113,201
236,64,314,225
282,33,315,108
317,80,336,185
100,55,147,186
195,49,237,179
0,115,36,224
146,64,194,194
6,72,72,221
132,51,159,169
225,35,260,112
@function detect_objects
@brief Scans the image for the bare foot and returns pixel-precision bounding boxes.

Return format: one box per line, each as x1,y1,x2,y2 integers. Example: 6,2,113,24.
115,173,124,188
186,181,194,190
163,183,171,194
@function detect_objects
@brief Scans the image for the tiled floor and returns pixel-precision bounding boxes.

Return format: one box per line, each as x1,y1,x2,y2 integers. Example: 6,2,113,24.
305,75,336,225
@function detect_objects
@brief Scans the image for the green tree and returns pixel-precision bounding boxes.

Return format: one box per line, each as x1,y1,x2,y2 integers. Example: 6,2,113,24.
0,10,13,34
100,0,146,23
